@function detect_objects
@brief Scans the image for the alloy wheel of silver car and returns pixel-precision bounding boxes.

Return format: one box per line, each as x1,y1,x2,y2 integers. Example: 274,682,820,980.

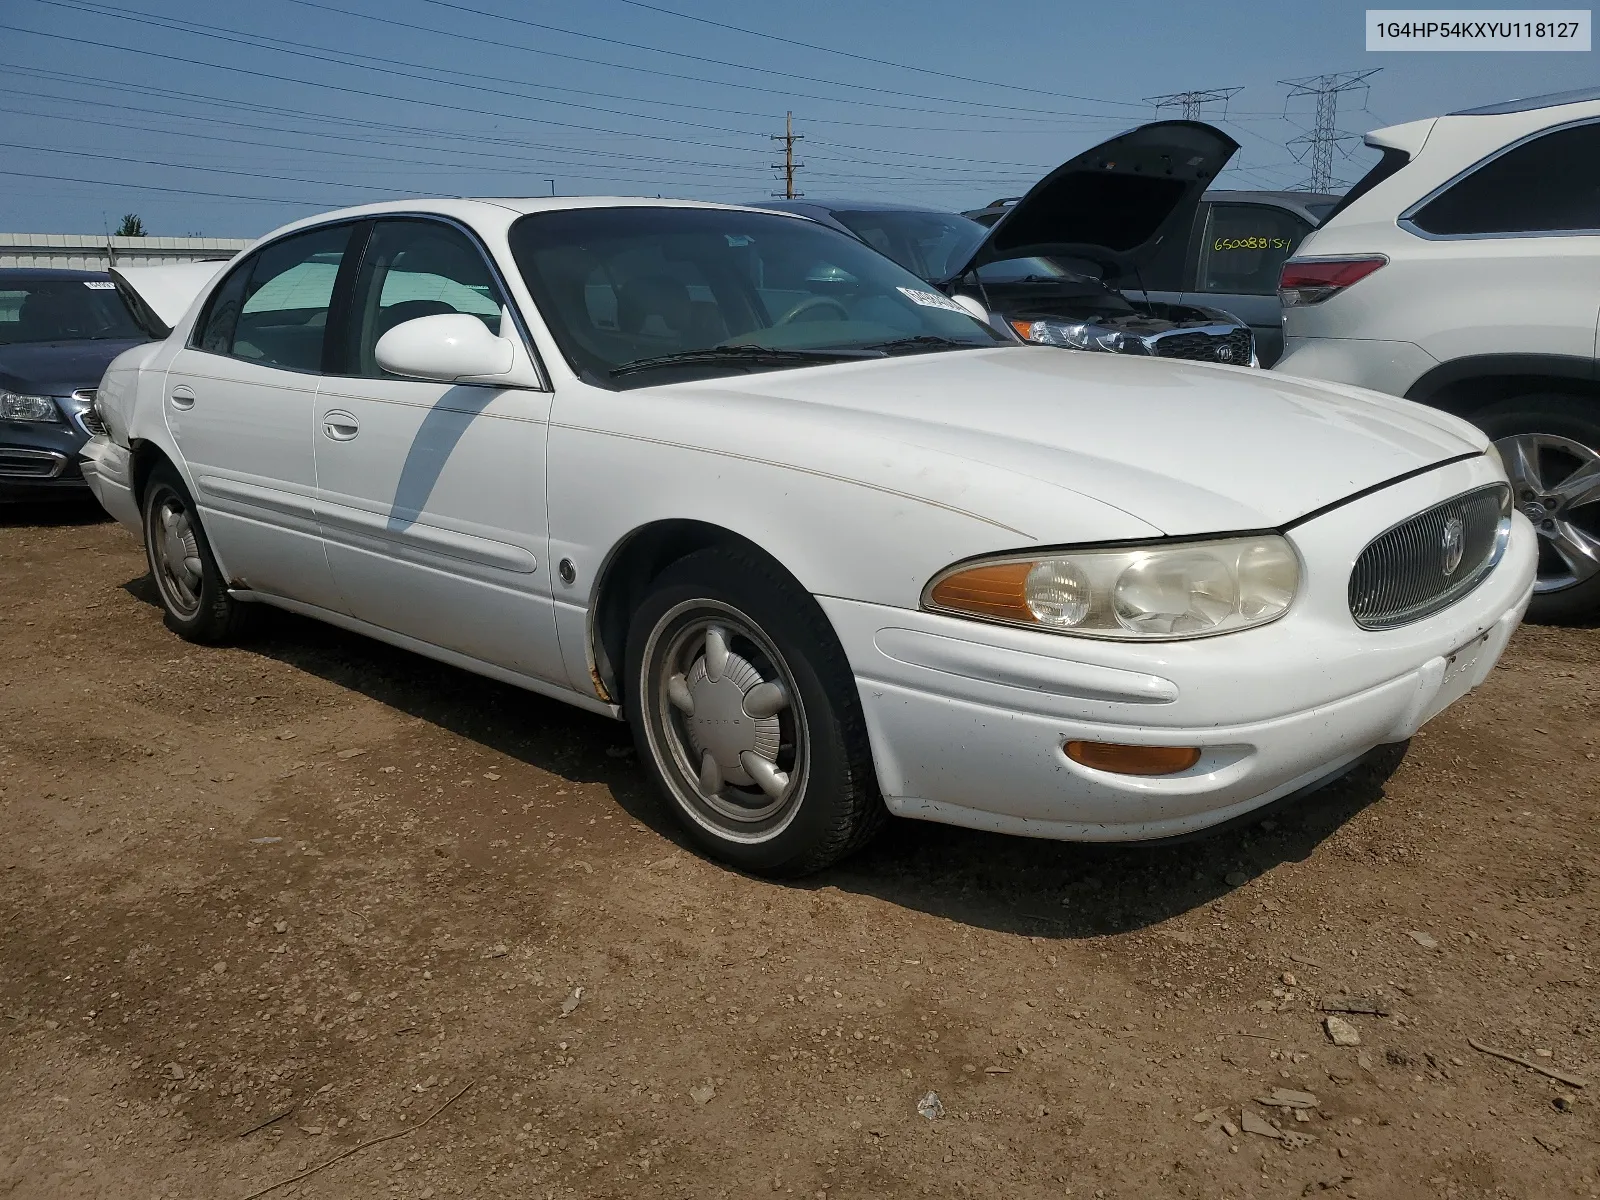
642,600,811,844
149,490,205,619
1495,431,1600,593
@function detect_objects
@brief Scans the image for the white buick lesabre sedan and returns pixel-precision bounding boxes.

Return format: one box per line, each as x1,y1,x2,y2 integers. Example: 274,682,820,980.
81,198,1536,876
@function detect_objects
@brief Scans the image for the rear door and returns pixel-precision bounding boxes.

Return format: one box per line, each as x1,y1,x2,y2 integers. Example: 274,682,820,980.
1182,201,1314,365
311,216,562,682
161,223,356,610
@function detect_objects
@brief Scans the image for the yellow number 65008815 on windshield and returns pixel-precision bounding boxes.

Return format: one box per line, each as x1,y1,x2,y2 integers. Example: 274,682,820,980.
1214,236,1293,252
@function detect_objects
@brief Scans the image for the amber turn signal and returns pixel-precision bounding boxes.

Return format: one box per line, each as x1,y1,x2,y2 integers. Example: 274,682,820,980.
1063,740,1201,776
927,560,1034,623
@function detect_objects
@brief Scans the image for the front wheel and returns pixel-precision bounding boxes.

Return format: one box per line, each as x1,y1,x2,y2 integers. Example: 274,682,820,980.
1475,395,1600,623
624,547,885,876
141,462,249,643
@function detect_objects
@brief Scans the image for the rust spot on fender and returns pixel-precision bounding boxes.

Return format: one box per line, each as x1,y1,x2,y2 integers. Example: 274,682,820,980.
589,663,613,704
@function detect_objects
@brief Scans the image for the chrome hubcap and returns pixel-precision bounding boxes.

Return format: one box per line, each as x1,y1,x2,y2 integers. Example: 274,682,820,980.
150,493,203,617
646,603,807,842
1496,432,1600,593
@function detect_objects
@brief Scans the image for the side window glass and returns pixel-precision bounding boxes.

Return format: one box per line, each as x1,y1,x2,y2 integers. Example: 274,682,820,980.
1196,205,1311,295
1411,121,1600,235
229,225,352,371
349,220,507,378
192,262,250,355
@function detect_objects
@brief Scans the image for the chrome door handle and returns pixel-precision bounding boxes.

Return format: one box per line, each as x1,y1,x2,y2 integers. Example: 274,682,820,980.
321,410,360,441
169,385,195,410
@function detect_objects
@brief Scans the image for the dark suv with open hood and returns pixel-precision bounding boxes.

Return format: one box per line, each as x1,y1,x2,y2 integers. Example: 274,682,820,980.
0,268,164,502
760,121,1257,367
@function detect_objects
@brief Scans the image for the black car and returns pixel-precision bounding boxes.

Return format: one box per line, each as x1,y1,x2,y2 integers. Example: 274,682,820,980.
762,121,1261,368
0,268,164,501
965,187,1338,366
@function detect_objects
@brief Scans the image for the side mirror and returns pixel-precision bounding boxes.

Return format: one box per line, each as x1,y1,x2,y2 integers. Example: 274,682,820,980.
375,313,516,383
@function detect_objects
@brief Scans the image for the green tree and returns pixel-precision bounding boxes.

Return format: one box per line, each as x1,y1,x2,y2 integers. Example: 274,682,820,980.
115,213,146,237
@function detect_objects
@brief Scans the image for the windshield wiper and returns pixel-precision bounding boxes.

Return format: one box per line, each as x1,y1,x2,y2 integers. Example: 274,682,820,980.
856,335,985,356
610,345,881,378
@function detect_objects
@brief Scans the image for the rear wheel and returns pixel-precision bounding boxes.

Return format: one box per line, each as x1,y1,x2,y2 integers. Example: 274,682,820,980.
141,463,248,643
1475,395,1600,623
624,546,885,876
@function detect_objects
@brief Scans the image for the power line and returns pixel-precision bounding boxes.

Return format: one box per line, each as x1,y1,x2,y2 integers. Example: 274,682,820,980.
605,0,1149,110
1144,87,1243,121
771,112,803,200
1280,70,1381,191
406,0,1133,121
16,6,1064,175
275,0,1138,127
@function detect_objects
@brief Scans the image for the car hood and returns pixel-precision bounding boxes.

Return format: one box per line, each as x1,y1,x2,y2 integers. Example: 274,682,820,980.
110,261,229,331
946,120,1239,283
0,338,149,396
674,348,1484,537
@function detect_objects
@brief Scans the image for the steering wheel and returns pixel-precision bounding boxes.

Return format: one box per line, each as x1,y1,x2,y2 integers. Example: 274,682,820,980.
774,295,851,326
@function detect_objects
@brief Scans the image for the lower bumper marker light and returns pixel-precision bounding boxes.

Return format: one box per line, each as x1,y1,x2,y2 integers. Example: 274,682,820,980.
1064,740,1200,775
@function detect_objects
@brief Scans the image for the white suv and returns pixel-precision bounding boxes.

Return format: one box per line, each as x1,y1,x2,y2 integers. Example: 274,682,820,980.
1274,87,1600,621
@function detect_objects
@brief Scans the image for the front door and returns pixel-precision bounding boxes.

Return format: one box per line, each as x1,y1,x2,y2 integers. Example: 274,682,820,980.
1183,202,1314,366
162,222,355,611
311,217,562,682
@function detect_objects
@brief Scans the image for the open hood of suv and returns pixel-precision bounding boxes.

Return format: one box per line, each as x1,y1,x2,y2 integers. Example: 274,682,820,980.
945,120,1239,283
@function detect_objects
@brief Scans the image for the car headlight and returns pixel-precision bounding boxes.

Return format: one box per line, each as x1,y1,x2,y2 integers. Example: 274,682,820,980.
924,535,1300,640
1,392,63,422
1007,318,1147,355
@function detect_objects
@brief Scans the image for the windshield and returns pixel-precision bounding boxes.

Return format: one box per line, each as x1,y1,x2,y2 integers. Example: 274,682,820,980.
0,277,149,345
830,209,1084,286
509,207,1006,388
831,209,987,281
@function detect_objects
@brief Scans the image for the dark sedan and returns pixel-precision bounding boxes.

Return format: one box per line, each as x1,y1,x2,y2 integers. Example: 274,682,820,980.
0,268,162,501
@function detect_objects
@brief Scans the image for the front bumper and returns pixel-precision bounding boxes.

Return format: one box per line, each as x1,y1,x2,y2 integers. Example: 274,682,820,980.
79,436,142,532
0,414,90,501
822,459,1536,843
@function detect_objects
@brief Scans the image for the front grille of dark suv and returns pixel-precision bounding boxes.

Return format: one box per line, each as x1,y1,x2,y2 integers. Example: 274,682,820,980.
72,389,106,437
1348,484,1510,630
1150,328,1254,365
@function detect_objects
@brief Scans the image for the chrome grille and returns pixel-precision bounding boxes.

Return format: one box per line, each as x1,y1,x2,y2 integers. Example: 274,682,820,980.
0,449,68,479
71,389,106,437
1348,484,1510,630
1150,328,1255,365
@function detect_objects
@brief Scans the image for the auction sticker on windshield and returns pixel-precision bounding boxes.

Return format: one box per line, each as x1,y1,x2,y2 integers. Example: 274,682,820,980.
1367,9,1590,49
897,286,970,313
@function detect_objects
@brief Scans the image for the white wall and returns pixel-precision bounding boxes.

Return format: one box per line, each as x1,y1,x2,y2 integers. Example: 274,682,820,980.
0,233,252,271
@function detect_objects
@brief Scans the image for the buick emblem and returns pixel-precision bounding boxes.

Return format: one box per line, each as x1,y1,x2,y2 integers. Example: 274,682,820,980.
1441,514,1465,576
1216,344,1235,362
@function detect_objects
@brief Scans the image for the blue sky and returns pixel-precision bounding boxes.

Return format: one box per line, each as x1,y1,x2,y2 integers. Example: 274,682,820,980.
0,0,1592,236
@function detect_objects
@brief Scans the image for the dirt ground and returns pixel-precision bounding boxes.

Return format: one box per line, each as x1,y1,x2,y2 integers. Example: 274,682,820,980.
2,501,1597,1200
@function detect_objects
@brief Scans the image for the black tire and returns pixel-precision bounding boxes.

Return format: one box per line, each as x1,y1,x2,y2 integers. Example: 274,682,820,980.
1472,394,1600,624
141,462,249,643
623,546,885,876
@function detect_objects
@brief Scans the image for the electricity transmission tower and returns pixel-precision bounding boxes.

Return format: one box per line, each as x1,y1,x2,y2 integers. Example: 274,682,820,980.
1279,70,1381,192
771,111,803,199
1144,87,1242,121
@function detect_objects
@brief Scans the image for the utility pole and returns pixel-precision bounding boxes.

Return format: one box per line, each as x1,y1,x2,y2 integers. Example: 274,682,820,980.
771,111,803,199
1279,70,1381,192
1144,86,1242,121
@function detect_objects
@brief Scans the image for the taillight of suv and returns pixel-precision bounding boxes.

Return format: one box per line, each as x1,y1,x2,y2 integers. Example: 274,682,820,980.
1278,256,1388,307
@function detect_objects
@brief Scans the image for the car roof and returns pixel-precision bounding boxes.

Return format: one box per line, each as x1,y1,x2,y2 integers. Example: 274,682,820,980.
0,267,113,282
246,196,819,249
759,199,963,218
1203,189,1341,206
1450,85,1600,116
